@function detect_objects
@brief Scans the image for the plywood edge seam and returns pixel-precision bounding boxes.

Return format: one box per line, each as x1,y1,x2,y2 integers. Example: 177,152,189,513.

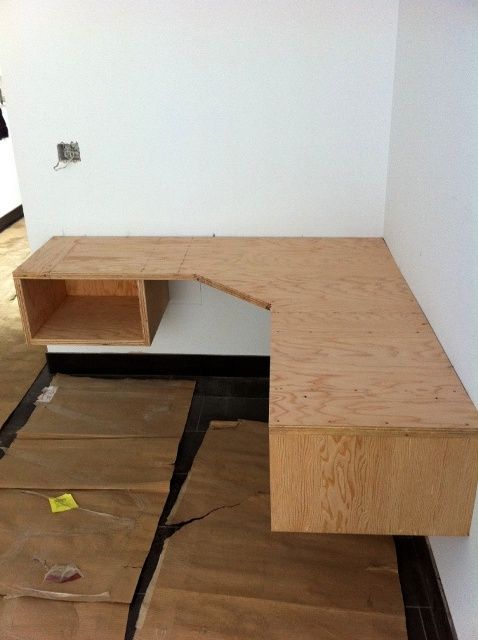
269,425,478,438
194,274,271,309
29,337,148,347
13,271,178,281
137,280,151,343
13,278,33,343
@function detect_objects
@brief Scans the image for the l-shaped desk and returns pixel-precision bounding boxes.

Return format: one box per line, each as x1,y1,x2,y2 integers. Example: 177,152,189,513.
14,236,478,535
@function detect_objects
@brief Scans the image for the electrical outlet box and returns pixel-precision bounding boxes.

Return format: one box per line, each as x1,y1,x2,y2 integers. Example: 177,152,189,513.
57,141,81,163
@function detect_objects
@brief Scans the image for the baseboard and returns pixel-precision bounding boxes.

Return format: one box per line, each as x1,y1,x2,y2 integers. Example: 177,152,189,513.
46,352,270,378
395,535,458,640
0,205,23,233
418,537,458,639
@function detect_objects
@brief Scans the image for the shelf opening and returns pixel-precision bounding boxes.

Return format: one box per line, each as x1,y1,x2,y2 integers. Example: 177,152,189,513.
18,278,149,345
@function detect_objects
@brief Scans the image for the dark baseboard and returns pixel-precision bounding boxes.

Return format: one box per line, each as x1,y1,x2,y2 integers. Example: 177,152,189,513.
0,205,24,233
46,352,270,378
395,535,458,640
416,537,458,639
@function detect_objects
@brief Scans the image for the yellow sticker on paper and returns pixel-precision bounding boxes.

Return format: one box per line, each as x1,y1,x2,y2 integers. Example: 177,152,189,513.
48,493,79,513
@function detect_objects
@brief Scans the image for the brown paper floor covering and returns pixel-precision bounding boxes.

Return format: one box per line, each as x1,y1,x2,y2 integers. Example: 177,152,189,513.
135,420,407,640
0,489,166,602
0,386,407,638
0,374,195,637
0,437,178,492
18,375,195,439
0,597,129,640
0,375,195,492
0,220,45,426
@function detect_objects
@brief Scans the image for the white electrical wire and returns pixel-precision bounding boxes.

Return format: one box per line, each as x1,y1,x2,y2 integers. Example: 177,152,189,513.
53,158,73,171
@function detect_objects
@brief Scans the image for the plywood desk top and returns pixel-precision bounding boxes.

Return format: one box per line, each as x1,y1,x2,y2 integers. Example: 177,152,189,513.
15,235,478,440
15,236,478,534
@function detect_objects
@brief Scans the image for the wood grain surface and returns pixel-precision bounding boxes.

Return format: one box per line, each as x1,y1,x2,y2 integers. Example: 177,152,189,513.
30,296,145,345
269,430,478,535
13,235,478,534
138,280,169,343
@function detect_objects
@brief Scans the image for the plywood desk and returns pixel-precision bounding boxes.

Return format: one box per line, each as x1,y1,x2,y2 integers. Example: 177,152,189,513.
14,237,478,535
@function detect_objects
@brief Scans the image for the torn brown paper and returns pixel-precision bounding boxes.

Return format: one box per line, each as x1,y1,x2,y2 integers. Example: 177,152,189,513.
18,375,195,439
137,587,406,640
135,420,407,640
167,420,270,522
0,489,166,602
0,597,129,640
0,437,177,491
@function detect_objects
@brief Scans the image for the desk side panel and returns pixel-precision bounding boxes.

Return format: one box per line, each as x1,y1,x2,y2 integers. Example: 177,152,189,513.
269,429,478,535
15,278,67,342
138,280,170,343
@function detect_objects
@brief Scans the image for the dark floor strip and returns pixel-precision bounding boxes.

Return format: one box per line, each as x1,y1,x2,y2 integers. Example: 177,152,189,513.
394,537,458,640
47,352,270,378
0,205,24,233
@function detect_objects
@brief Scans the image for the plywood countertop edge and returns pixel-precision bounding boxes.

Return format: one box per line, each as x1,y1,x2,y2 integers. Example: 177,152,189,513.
13,235,478,443
269,424,478,438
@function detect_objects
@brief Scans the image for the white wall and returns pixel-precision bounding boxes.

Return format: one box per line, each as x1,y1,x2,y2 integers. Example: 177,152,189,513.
0,0,398,354
0,99,22,217
0,134,21,217
384,2,478,639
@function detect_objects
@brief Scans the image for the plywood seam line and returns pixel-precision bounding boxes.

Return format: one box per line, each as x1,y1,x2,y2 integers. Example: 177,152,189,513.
194,273,271,309
177,237,193,275
269,425,478,438
140,240,161,277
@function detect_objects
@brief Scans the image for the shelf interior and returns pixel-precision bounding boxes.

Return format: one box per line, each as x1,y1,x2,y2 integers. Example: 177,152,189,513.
32,295,145,344
19,279,147,345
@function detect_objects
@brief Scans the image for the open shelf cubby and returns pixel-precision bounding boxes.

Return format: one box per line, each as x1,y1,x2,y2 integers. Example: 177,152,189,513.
15,278,169,346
